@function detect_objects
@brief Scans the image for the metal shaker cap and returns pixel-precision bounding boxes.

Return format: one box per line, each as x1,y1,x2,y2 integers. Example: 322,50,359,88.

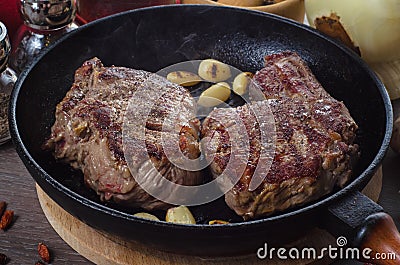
0,22,11,71
20,0,77,30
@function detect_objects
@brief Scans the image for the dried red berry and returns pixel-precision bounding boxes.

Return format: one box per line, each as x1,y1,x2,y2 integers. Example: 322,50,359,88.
0,210,13,230
37,243,50,263
34,261,45,265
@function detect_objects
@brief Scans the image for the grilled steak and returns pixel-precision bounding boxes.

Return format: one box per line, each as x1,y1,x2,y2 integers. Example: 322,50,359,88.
202,52,358,219
44,58,203,210
250,51,357,143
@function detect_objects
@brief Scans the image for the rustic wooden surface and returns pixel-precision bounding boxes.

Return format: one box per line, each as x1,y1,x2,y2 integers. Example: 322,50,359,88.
0,141,399,264
0,142,89,264
37,184,336,265
34,167,382,265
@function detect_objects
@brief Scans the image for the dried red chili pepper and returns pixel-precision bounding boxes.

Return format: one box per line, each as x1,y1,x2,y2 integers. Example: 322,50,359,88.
0,210,13,230
37,243,50,263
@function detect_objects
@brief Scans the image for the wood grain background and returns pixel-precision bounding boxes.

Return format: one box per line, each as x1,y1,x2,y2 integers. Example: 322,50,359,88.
0,142,90,264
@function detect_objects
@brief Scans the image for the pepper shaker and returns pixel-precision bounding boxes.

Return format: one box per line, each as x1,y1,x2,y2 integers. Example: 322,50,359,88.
0,22,18,145
10,0,77,74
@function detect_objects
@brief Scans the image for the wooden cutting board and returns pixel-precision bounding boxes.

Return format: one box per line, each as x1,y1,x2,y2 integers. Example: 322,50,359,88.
36,166,382,265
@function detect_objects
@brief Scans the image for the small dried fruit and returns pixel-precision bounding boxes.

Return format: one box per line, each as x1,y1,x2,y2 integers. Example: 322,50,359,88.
0,201,6,217
38,243,50,263
0,253,8,265
0,210,13,230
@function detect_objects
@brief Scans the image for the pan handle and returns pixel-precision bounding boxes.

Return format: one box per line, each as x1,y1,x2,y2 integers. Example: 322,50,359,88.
324,191,400,264
354,212,400,264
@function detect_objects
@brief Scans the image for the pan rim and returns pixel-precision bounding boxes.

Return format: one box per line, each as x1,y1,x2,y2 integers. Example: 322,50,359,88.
9,4,393,230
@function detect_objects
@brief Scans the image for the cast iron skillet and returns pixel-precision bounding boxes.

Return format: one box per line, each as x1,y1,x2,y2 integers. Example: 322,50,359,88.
10,5,399,262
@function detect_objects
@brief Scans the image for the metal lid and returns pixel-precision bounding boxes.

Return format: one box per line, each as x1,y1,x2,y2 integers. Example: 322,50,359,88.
0,22,11,71
20,0,77,30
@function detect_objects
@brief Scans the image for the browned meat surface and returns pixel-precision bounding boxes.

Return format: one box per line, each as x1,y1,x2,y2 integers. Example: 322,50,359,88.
202,52,358,219
44,58,203,210
251,51,357,142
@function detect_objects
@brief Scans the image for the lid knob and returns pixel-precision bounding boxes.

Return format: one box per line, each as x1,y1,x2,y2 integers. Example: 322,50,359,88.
20,0,77,30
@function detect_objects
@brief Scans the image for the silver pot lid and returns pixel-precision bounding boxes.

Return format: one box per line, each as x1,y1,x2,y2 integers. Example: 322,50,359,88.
20,0,77,30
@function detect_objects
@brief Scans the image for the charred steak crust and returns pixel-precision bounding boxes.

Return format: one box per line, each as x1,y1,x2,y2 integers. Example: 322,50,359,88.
44,58,203,210
202,52,359,219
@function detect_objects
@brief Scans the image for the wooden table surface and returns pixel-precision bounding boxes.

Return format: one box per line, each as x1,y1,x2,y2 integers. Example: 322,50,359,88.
0,140,399,265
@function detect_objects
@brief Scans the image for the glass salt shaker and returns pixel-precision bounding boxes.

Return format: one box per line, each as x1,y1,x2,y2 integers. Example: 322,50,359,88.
10,0,77,74
0,22,18,145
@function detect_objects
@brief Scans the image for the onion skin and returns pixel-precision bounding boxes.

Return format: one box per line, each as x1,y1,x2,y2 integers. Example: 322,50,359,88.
313,13,360,55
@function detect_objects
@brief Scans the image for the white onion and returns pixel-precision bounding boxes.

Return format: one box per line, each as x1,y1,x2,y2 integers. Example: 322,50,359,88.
305,0,400,99
305,0,400,63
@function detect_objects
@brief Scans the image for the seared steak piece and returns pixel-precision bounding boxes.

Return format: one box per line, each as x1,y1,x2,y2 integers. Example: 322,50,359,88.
251,51,357,142
202,52,358,219
44,58,203,210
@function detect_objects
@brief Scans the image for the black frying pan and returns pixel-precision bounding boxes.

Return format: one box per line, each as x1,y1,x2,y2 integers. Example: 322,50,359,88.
9,5,399,262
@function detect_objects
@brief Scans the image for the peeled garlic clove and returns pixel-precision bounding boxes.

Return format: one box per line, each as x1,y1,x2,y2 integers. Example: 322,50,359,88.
133,212,160,221
217,0,264,7
209,219,229,225
198,59,232,82
233,72,254,96
166,71,202,87
166,206,196,224
198,82,231,107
